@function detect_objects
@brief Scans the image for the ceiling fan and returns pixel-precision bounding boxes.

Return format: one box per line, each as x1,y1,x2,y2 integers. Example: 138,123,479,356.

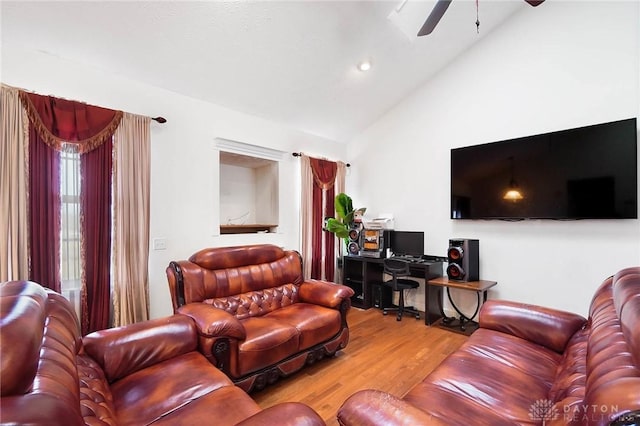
417,0,545,36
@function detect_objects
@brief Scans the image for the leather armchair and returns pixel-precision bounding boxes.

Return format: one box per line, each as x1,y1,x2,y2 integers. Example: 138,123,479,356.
0,280,325,426
166,244,354,393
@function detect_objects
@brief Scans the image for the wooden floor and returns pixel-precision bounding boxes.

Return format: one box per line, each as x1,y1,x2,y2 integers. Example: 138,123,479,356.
252,307,468,425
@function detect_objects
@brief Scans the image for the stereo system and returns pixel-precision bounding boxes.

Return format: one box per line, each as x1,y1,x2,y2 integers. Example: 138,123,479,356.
345,225,390,258
447,238,479,281
359,229,390,258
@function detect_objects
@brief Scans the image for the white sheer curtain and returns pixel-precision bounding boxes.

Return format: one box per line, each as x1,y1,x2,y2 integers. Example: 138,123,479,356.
112,112,151,326
0,84,29,281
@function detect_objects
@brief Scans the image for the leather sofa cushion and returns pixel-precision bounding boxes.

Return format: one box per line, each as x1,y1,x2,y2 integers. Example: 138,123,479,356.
150,386,263,426
236,303,342,376
238,317,300,376
111,351,246,425
266,303,341,350
403,328,562,424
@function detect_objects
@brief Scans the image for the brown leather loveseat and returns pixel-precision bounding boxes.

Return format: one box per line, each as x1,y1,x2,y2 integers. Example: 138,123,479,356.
166,244,354,393
0,280,325,426
338,267,640,425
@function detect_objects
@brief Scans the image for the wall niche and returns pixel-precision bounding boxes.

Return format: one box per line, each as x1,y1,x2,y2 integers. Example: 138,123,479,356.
217,138,282,234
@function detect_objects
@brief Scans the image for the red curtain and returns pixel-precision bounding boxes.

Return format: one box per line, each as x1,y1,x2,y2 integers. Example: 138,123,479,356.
81,141,113,334
28,124,61,292
19,91,122,153
310,158,337,281
20,91,122,334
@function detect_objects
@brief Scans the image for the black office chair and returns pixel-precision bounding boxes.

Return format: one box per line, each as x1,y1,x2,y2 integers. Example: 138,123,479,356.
382,257,421,321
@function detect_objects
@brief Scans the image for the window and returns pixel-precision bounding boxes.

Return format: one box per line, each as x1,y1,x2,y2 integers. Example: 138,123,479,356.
60,145,81,319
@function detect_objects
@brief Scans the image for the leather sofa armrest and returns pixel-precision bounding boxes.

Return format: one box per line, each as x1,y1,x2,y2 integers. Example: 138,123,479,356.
177,303,246,340
479,299,587,353
236,402,325,426
299,280,355,308
177,304,246,376
337,390,448,426
83,315,198,383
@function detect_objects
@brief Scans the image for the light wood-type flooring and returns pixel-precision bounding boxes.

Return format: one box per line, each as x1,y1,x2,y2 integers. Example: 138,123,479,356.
252,306,468,425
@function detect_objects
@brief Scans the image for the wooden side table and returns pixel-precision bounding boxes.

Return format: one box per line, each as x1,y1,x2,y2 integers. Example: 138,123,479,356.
426,277,497,336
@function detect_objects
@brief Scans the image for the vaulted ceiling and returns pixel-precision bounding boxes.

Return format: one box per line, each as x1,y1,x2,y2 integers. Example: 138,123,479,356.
1,1,539,142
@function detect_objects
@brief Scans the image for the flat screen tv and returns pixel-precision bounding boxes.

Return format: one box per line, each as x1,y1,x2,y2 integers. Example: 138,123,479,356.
451,118,638,220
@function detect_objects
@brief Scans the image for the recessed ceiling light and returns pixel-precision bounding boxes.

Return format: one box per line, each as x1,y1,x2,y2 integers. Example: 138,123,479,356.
357,60,372,72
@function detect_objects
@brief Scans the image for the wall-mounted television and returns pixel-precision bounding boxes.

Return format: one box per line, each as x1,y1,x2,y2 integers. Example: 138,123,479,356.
451,118,638,220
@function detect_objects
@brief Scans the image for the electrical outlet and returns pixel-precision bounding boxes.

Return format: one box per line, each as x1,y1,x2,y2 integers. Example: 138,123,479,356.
152,238,167,250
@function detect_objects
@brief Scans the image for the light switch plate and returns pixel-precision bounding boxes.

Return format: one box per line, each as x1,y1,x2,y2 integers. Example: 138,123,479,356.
153,238,167,250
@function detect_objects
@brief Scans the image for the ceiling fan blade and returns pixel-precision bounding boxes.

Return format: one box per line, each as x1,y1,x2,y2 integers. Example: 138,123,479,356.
417,0,453,37
524,0,545,6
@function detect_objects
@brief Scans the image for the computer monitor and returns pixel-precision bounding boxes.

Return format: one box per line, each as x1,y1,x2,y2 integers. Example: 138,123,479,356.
391,231,424,257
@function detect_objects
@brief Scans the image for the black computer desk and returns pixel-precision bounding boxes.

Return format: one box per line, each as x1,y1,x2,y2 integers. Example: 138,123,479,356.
341,255,444,326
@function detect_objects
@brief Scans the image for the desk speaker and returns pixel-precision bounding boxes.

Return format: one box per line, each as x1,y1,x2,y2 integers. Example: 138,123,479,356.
447,239,479,281
347,226,361,256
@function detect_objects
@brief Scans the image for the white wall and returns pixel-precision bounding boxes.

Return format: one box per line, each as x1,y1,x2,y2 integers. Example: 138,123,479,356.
347,1,640,317
220,163,258,225
1,46,346,319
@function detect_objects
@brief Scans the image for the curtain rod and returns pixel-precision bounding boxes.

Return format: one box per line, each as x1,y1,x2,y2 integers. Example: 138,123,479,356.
2,83,167,124
292,152,350,167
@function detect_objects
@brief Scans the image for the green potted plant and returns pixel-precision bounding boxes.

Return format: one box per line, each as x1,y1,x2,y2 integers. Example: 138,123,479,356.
324,192,366,242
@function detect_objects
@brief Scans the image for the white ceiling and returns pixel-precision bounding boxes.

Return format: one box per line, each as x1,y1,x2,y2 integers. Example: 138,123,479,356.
1,0,538,143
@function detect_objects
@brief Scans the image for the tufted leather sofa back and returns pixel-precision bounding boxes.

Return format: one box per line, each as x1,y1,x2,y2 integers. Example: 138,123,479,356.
550,267,640,424
582,267,640,423
0,281,85,425
208,283,300,319
167,244,305,315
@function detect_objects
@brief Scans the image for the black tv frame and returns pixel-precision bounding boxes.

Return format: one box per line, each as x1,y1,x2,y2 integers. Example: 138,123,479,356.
450,118,638,220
